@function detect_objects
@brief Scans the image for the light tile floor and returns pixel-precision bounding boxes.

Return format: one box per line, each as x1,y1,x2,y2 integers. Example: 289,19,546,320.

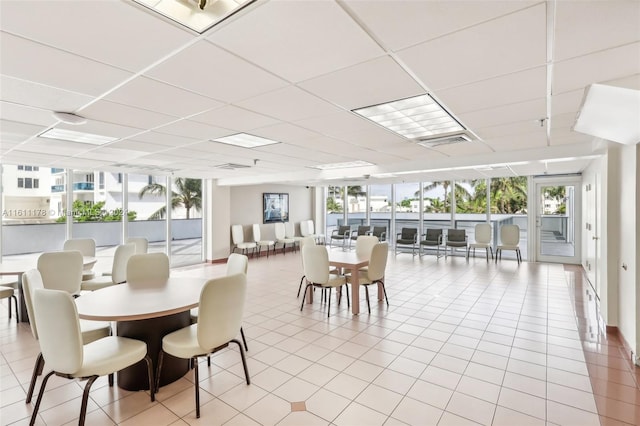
1,250,638,425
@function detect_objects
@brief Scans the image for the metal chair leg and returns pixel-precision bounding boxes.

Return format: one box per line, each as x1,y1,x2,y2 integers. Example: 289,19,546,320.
29,370,55,426
26,353,45,403
193,356,200,418
240,326,249,351
78,376,99,426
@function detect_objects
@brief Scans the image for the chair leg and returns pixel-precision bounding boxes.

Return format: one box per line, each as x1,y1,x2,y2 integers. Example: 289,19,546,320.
327,288,331,318
78,375,99,426
297,275,306,298
143,355,155,402
365,286,371,313
29,370,55,426
490,247,494,259
26,353,45,403
240,326,249,351
155,350,165,393
108,373,114,387
380,281,389,307
193,356,200,418
232,339,251,385
345,283,350,308
207,355,211,366
300,283,311,311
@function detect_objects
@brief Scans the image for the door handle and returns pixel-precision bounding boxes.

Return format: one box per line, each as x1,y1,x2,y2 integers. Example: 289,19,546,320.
592,236,599,240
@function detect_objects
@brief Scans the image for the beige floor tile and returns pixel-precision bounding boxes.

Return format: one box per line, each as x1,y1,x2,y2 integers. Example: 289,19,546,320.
546,400,601,426
119,404,180,426
497,387,546,421
456,376,501,404
324,372,369,400
243,393,291,426
446,392,496,425
438,411,483,425
372,369,416,395
391,396,443,426
355,383,403,416
333,401,388,426
546,383,598,413
272,376,319,402
406,379,453,409
305,387,350,422
276,410,330,426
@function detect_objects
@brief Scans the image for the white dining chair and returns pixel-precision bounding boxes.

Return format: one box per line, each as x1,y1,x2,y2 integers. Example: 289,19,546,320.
126,252,170,283
231,224,257,256
300,244,348,317
191,253,250,354
346,242,389,313
0,284,18,322
274,222,296,254
63,238,97,280
81,243,136,291
496,224,522,264
156,273,250,418
22,269,112,403
30,288,153,426
296,236,316,298
126,237,149,254
37,250,83,296
252,223,275,257
468,223,493,261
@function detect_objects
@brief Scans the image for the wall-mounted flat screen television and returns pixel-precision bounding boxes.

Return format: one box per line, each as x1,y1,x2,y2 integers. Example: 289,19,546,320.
263,193,289,223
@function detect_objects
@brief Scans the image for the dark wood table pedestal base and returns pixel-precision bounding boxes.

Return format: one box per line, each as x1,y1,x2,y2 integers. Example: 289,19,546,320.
116,311,191,391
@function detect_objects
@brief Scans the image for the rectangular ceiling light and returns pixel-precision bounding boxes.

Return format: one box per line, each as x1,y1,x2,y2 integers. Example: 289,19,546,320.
573,84,640,145
212,133,280,148
311,160,374,170
39,128,118,145
133,0,254,34
352,94,464,139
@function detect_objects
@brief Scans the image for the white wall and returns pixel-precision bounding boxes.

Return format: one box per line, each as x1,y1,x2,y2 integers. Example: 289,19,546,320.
617,144,638,354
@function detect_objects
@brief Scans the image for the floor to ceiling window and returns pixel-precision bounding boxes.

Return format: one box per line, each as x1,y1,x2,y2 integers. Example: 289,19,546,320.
453,179,489,251
128,173,168,256
394,182,421,244
325,185,344,238
369,184,392,242
169,177,203,267
490,176,528,260
422,180,453,231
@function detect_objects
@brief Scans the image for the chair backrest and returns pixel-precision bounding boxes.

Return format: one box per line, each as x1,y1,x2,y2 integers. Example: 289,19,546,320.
337,225,351,235
500,224,520,246
33,288,83,375
274,222,286,240
356,225,371,236
197,273,247,350
372,226,387,241
231,225,245,244
447,229,466,243
299,236,316,269
284,221,296,238
425,228,442,242
111,243,137,284
302,244,329,284
37,250,83,294
22,269,44,340
63,238,96,257
474,223,492,244
401,228,417,240
126,252,170,283
252,224,262,242
307,220,316,235
126,237,149,254
299,220,310,237
226,253,249,275
356,235,379,259
367,242,389,281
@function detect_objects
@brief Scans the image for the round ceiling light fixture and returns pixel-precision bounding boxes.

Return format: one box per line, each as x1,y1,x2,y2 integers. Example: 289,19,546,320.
52,111,87,125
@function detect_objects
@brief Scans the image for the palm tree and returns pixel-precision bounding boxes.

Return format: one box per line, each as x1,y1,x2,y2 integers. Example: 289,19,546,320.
490,177,527,213
415,181,471,211
139,178,202,220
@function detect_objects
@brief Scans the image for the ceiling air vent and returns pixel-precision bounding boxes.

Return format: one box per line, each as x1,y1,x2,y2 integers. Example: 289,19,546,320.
416,133,472,148
214,163,251,170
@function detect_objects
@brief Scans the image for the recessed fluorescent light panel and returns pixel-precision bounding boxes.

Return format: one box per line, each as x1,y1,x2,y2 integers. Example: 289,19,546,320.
133,0,254,34
212,133,280,148
352,94,464,139
39,128,118,145
312,160,374,170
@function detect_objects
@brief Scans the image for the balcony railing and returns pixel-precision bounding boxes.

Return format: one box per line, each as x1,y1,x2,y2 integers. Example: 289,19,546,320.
73,182,94,191
51,184,64,192
50,168,64,174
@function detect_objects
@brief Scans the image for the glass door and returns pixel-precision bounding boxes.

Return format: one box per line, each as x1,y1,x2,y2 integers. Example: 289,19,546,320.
535,178,581,264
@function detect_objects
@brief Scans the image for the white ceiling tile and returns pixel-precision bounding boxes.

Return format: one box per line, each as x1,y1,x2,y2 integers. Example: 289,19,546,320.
14,137,94,156
553,43,640,94
154,119,232,140
251,122,323,144
3,150,69,165
125,131,200,147
458,98,546,130
80,100,179,130
190,105,280,131
209,0,383,82
0,102,57,127
53,120,144,139
0,1,194,72
555,1,640,61
0,119,47,143
344,0,538,51
146,39,288,103
299,56,423,110
437,66,547,114
602,74,640,90
0,75,94,114
74,147,148,162
106,139,170,153
398,4,546,90
105,76,223,117
237,86,342,122
0,32,132,96
482,131,547,151
476,121,546,140
551,90,585,116
430,141,495,157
